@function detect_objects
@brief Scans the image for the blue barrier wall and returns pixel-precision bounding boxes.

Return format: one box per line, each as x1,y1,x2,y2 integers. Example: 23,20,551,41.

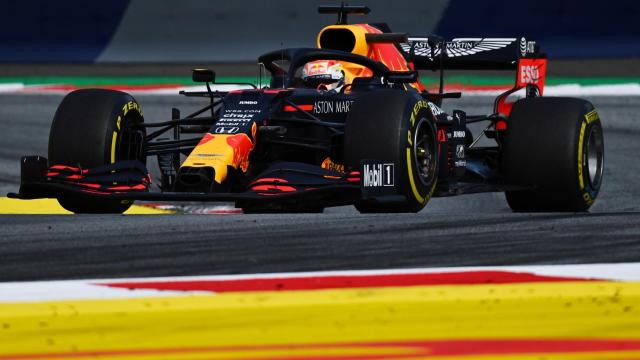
0,0,129,62
435,0,640,59
0,0,637,62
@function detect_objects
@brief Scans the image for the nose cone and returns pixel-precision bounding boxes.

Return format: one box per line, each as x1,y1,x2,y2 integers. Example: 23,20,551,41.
180,132,255,191
175,166,217,193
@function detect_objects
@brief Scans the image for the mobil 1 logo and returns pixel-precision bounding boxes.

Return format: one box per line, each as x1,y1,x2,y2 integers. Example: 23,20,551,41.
361,160,396,196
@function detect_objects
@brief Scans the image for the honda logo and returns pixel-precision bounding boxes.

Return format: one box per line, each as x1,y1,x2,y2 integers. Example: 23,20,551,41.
214,127,239,134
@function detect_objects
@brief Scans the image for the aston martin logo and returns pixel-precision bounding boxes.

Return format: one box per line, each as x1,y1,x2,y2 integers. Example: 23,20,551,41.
400,38,516,59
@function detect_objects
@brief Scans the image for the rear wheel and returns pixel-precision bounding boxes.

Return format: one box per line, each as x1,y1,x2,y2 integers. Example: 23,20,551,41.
48,89,145,214
502,97,604,212
345,90,438,213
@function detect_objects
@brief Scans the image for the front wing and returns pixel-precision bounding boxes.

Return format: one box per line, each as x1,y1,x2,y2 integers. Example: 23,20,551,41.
8,157,363,208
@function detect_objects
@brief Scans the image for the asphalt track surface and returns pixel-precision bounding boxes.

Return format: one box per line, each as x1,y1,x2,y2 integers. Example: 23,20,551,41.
1,94,639,282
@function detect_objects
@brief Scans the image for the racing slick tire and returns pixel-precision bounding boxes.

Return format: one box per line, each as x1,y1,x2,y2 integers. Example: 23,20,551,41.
502,97,604,212
48,89,145,214
345,90,438,213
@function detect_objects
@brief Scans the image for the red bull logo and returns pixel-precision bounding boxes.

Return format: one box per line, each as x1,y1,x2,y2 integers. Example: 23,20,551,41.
181,123,257,183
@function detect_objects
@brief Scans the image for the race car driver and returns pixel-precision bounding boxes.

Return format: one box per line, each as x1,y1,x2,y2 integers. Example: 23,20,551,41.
301,60,346,91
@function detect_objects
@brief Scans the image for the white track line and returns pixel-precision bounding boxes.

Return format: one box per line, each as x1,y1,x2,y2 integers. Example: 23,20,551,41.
0,83,25,93
1,262,639,303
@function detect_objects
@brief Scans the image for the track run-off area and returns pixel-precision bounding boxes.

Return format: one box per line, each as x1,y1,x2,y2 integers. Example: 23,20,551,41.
1,264,640,359
1,92,639,359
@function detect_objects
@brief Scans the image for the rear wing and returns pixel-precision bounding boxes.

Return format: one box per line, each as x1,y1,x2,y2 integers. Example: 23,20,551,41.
397,36,548,97
400,37,544,70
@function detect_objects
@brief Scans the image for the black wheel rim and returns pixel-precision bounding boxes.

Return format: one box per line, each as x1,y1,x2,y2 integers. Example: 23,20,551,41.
413,118,437,186
585,124,604,189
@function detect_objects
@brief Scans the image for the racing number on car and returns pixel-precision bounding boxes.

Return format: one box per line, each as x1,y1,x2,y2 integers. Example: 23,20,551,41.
384,164,394,186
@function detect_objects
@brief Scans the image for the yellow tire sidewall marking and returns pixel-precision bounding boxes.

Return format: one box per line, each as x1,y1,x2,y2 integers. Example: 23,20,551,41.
585,109,599,124
110,131,118,164
578,121,586,190
578,108,600,205
405,100,432,205
111,103,142,164
111,115,122,164
406,147,425,204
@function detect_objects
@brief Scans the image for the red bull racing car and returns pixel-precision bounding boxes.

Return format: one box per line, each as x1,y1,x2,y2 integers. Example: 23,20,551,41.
9,5,605,213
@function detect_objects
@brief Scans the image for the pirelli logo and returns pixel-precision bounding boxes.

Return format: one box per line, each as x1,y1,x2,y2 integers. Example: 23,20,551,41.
585,109,599,124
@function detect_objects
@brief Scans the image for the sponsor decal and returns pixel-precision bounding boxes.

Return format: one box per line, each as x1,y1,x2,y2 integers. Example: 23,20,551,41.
517,59,546,92
585,109,599,124
220,113,254,119
214,127,240,134
313,100,354,114
448,41,474,50
122,101,142,117
401,38,516,60
520,37,527,57
238,100,258,105
321,157,345,173
428,102,444,116
454,145,466,168
453,130,466,139
363,163,394,187
518,39,537,56
193,153,222,157
410,100,428,125
218,109,261,125
526,41,536,54
520,65,540,84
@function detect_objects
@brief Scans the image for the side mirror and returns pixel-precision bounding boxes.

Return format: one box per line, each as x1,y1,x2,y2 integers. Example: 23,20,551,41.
384,71,418,84
192,69,215,83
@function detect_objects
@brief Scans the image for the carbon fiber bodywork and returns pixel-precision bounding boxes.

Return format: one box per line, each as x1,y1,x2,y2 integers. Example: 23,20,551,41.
10,8,551,211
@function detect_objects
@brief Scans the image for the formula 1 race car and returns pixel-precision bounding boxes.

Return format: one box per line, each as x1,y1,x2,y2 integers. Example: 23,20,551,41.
10,5,604,213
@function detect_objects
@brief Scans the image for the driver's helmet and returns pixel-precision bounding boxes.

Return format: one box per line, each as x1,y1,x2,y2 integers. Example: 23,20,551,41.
301,60,345,91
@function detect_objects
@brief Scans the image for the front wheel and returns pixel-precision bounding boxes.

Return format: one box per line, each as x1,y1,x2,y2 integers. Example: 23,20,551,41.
344,90,438,213
48,89,145,214
502,97,604,212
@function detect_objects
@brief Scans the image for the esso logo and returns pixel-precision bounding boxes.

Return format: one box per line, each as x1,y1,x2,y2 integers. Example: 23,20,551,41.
520,65,540,84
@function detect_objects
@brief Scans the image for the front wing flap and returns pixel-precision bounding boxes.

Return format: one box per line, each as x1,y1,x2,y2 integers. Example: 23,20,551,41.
8,157,362,206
